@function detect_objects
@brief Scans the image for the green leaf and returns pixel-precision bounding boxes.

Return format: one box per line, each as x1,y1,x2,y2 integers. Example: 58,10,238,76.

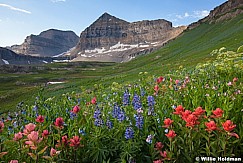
28,153,37,160
38,146,48,155
42,156,52,161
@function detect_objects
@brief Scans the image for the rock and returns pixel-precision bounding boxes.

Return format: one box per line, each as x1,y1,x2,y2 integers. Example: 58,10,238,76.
0,47,53,65
9,29,79,57
188,0,243,29
69,13,186,62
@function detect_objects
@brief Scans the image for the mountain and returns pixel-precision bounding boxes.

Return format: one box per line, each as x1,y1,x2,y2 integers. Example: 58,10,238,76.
8,29,79,57
67,13,186,62
0,47,53,65
189,0,243,29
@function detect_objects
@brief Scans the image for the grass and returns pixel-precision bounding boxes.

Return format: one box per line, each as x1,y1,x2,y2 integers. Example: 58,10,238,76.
0,14,243,114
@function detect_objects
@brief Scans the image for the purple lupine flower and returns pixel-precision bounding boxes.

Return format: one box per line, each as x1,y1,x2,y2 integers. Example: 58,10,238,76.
123,90,130,106
117,110,126,122
112,104,121,118
70,112,77,120
106,119,113,129
140,88,146,97
147,96,155,115
93,109,101,119
132,94,142,110
125,127,134,139
94,118,104,127
135,113,144,129
146,134,153,144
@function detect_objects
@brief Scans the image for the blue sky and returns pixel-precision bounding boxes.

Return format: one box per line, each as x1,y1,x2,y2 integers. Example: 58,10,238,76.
0,0,227,47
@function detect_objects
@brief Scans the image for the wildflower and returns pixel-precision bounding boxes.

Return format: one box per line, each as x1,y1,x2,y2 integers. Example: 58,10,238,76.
112,104,121,118
205,121,217,132
25,131,42,150
0,121,4,133
153,160,162,163
93,109,101,119
50,148,60,157
70,112,77,120
181,110,192,121
156,76,164,84
212,108,224,118
79,129,86,135
193,107,205,117
163,118,173,128
91,97,97,104
173,105,184,115
132,94,142,110
56,135,69,148
117,110,126,122
165,130,177,139
123,90,130,105
9,160,18,163
72,105,80,114
147,96,155,115
13,132,23,141
228,132,239,139
33,105,38,112
175,79,180,85
54,117,64,129
146,134,153,144
154,85,159,92
185,114,200,127
160,151,167,158
135,113,144,129
155,142,164,150
94,118,104,127
222,120,236,132
106,119,113,129
233,77,238,82
36,115,44,123
125,127,134,139
23,123,36,135
69,136,81,149
227,82,232,86
42,130,49,137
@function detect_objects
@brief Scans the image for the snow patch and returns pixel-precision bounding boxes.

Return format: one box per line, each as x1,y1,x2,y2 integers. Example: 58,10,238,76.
53,60,69,62
2,59,9,65
43,60,48,64
47,82,65,85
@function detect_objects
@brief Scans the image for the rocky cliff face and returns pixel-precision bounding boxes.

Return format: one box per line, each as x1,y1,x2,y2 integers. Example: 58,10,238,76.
188,0,243,29
0,47,53,65
69,13,186,62
9,29,79,57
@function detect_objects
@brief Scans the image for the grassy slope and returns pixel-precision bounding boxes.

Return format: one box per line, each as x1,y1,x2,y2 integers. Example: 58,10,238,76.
0,14,243,113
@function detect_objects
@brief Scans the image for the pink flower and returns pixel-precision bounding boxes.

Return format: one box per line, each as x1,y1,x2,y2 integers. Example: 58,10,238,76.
228,132,239,139
173,105,184,115
222,120,236,132
25,131,42,150
205,121,217,132
233,77,238,82
155,142,164,150
42,130,49,137
156,76,164,84
227,82,232,86
154,85,159,92
160,151,167,158
91,97,97,104
185,114,200,127
9,160,18,163
165,130,177,139
153,160,162,163
72,105,80,114
36,115,44,123
193,107,205,117
163,118,173,128
13,132,23,141
212,108,224,118
0,121,4,133
175,80,180,85
23,123,36,135
69,136,81,149
54,117,64,129
50,148,60,157
181,110,192,120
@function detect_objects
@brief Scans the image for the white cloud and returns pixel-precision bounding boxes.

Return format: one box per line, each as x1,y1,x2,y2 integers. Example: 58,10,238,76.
51,0,66,2
0,3,31,14
193,10,210,18
175,10,209,20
